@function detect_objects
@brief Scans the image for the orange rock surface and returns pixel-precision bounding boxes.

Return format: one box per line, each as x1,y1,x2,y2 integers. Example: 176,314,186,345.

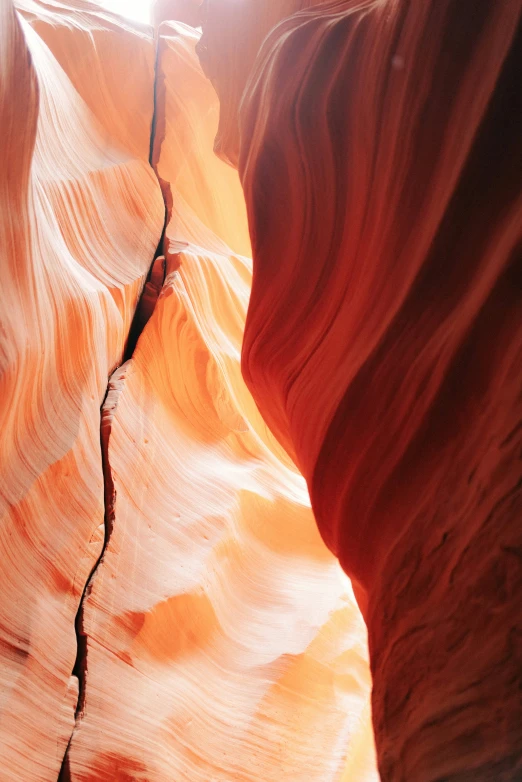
0,2,163,779
3,0,520,780
64,23,376,781
1,4,377,781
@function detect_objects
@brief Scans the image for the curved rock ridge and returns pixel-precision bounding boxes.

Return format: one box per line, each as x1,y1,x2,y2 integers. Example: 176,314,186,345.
231,1,522,779
195,0,331,166
0,3,163,779
153,21,252,258
65,23,377,782
17,0,156,161
153,21,296,470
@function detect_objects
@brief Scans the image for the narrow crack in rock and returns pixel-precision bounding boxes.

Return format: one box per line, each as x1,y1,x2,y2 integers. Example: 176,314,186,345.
124,26,169,362
57,25,169,781
57,378,116,782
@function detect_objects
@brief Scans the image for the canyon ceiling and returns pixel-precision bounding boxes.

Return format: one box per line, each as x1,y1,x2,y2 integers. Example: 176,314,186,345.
1,1,521,781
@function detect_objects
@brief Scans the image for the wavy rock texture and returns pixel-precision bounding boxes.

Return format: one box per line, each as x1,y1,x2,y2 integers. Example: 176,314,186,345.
0,2,163,780
218,1,522,780
65,23,377,782
17,0,157,161
6,0,515,780
195,0,332,166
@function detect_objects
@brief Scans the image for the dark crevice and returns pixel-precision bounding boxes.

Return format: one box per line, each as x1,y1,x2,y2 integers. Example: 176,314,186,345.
122,249,167,361
58,23,170,781
124,26,168,362
75,383,117,720
57,378,117,782
148,24,161,168
58,737,72,781
57,719,73,780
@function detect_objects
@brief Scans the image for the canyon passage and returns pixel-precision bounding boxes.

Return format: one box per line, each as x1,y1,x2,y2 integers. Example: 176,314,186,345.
1,1,521,781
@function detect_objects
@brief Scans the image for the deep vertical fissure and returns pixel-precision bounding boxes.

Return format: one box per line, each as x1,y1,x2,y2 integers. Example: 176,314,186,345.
57,23,169,781
57,380,115,782
124,24,169,362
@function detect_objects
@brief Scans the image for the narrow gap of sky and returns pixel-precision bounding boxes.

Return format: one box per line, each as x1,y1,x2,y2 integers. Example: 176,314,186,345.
101,0,153,24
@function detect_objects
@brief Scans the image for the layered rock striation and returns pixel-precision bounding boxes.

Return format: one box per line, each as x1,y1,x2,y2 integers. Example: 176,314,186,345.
4,0,519,779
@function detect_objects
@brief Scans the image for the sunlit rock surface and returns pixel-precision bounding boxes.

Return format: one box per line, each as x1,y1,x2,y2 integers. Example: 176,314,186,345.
17,0,156,161
217,1,521,780
65,23,376,781
0,2,163,779
154,21,251,259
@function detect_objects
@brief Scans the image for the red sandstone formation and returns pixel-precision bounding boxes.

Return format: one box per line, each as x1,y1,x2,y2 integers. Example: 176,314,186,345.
195,0,331,166
197,0,522,779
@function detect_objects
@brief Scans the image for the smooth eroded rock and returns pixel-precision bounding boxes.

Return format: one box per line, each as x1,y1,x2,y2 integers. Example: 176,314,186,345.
236,2,522,779
0,3,163,779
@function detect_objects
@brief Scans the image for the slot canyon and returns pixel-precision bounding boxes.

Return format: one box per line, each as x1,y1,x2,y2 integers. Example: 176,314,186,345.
0,0,520,780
